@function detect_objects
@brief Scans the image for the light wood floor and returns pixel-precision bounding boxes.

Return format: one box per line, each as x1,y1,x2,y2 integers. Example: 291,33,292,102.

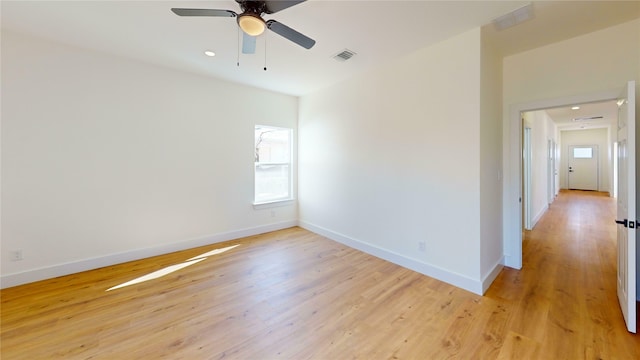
1,190,639,359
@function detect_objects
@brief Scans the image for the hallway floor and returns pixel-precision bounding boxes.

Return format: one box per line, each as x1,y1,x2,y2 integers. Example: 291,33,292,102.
487,189,639,357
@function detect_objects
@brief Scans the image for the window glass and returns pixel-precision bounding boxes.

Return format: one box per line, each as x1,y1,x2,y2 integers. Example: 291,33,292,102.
573,147,593,159
255,126,292,203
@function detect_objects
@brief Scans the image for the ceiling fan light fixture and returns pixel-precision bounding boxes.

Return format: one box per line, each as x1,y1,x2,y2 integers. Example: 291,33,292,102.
238,14,265,36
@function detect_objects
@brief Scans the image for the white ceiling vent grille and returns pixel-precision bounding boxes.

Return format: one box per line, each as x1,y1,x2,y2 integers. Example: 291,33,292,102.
573,116,604,122
493,3,534,31
333,49,356,62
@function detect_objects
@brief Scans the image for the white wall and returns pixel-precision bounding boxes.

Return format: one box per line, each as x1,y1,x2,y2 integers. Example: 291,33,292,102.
479,29,505,288
503,19,640,106
1,31,298,287
522,110,558,228
299,28,492,294
559,128,610,192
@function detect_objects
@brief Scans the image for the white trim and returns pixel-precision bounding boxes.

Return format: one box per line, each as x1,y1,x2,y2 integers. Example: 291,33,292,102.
482,259,504,294
0,220,297,289
252,199,295,209
3,220,506,296
531,204,549,230
523,126,532,230
299,220,486,295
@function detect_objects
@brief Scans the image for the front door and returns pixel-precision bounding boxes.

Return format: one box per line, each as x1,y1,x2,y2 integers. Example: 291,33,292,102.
616,80,636,333
568,145,598,191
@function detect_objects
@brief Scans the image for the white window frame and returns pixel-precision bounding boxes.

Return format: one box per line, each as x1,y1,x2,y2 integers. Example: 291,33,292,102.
253,125,294,206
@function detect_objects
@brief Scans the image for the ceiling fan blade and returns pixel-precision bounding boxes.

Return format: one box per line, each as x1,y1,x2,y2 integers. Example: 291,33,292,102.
264,0,306,14
171,8,237,17
242,32,257,54
266,20,315,49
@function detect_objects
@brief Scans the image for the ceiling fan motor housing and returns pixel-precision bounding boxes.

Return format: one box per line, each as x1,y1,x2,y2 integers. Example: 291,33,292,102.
238,1,268,15
237,1,268,36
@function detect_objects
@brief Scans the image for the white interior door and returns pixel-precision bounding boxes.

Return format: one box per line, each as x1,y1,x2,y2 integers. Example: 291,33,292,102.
616,80,636,333
568,145,598,190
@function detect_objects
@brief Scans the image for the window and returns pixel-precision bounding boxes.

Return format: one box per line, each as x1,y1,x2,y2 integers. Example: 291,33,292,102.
254,125,292,204
573,147,593,159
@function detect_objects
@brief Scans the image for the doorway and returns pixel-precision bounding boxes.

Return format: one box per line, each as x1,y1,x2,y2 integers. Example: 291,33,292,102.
506,83,637,334
520,110,561,231
505,88,621,270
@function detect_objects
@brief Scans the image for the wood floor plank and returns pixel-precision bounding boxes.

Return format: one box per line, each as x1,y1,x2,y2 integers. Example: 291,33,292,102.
496,331,540,360
2,191,640,359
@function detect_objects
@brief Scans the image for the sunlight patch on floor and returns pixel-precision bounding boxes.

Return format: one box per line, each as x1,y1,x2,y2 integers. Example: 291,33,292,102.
106,258,206,291
187,244,241,261
106,244,241,291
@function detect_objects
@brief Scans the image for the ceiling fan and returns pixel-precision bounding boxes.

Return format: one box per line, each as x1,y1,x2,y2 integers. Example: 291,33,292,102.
171,0,316,54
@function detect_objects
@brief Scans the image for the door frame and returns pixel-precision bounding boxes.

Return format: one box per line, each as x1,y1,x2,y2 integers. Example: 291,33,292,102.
548,139,557,204
504,88,620,269
523,126,532,230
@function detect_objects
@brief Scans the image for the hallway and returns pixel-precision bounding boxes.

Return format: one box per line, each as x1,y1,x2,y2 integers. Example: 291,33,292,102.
487,190,639,357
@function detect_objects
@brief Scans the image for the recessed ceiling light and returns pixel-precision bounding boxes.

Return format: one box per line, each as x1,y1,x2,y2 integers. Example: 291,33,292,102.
571,106,580,110
204,50,216,57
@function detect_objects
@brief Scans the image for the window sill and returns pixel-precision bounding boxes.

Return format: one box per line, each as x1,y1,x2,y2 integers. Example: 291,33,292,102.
253,199,296,210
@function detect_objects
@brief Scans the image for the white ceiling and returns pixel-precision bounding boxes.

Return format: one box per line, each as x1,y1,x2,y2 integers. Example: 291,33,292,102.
545,100,619,131
2,1,639,96
482,0,640,56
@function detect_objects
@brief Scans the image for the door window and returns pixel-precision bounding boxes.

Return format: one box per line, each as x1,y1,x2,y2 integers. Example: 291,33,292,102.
573,147,593,158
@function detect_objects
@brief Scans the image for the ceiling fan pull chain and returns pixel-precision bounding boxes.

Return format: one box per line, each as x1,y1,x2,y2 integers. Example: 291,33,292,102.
264,32,267,71
237,26,241,67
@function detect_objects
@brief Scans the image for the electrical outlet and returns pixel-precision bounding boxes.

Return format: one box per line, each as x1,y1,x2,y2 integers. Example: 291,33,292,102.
10,250,23,261
418,241,426,252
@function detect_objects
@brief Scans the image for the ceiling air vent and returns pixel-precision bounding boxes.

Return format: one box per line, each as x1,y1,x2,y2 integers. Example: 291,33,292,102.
493,3,534,31
573,116,604,122
333,49,356,62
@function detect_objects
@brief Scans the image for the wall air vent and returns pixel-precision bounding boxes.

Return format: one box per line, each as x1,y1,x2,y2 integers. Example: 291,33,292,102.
333,49,356,62
573,116,603,122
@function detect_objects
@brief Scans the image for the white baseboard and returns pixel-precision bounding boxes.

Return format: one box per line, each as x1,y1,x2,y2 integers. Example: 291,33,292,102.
531,204,549,229
299,220,485,295
0,220,297,289
482,259,504,294
3,220,506,296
